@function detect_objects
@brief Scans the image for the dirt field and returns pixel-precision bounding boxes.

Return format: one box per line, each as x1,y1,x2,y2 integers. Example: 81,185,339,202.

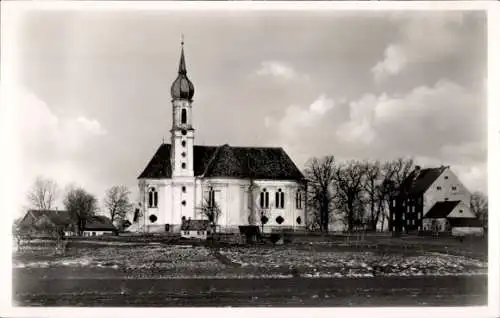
14,272,486,306
12,235,488,307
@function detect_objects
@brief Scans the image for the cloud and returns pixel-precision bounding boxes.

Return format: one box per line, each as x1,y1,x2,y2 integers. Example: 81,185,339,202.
269,95,334,139
255,60,309,82
372,13,465,81
336,79,486,192
7,85,108,215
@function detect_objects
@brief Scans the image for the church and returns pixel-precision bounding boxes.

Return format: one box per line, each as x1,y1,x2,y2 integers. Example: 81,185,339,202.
132,42,307,233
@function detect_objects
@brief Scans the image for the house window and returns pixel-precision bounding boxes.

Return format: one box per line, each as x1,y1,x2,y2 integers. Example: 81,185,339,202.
296,191,303,209
208,187,216,208
92,232,96,236
445,197,449,201
444,176,448,180
181,109,187,124
275,188,285,209
148,187,158,208
452,186,457,191
392,200,396,208
260,188,269,209
459,209,463,213
437,186,442,190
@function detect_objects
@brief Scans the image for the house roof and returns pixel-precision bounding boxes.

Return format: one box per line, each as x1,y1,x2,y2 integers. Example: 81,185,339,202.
425,201,461,218
20,209,74,229
181,219,210,231
448,217,483,228
400,166,447,196
138,143,305,181
19,210,116,232
84,215,116,231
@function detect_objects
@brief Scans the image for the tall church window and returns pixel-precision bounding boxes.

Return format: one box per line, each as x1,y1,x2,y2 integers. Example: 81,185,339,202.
181,109,187,124
275,188,285,209
148,187,158,208
296,191,303,209
208,187,216,208
260,188,269,209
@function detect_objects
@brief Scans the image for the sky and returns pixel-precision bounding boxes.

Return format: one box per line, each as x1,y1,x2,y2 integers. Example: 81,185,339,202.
2,8,487,216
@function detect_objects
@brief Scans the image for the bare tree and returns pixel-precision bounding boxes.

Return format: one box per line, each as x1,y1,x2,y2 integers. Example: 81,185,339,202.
470,191,488,229
63,187,98,235
379,158,414,229
27,176,59,210
104,185,133,224
363,161,381,231
197,197,221,233
304,156,336,232
332,160,368,232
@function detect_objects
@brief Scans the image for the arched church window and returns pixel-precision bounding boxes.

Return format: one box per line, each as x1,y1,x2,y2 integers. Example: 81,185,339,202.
260,188,269,209
181,162,186,169
275,188,285,209
182,152,186,157
181,141,186,147
181,109,187,124
148,187,158,208
295,191,302,209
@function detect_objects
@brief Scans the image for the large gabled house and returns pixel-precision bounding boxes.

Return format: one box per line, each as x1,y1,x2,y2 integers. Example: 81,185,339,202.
389,165,483,236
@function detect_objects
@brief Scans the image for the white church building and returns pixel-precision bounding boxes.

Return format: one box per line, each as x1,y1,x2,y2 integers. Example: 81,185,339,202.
132,42,307,233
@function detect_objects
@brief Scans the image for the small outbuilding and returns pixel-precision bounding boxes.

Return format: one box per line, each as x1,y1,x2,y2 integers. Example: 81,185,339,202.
180,219,211,240
82,215,117,237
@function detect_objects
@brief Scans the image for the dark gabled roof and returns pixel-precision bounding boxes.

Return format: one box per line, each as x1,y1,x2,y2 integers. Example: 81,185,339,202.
181,219,210,231
84,215,116,231
400,166,447,196
449,218,483,228
20,209,74,229
425,201,461,218
138,143,305,181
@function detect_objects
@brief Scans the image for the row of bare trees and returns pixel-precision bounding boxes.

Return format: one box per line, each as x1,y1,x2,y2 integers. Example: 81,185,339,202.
304,156,488,233
23,176,133,234
305,156,414,232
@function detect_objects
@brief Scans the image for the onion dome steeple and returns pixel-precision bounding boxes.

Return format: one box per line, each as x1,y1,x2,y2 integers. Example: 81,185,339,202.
171,37,195,100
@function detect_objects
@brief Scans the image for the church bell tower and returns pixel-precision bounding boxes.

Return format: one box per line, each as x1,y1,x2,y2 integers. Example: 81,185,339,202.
170,39,195,177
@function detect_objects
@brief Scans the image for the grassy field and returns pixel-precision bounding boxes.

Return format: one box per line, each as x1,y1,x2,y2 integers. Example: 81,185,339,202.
12,234,488,306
